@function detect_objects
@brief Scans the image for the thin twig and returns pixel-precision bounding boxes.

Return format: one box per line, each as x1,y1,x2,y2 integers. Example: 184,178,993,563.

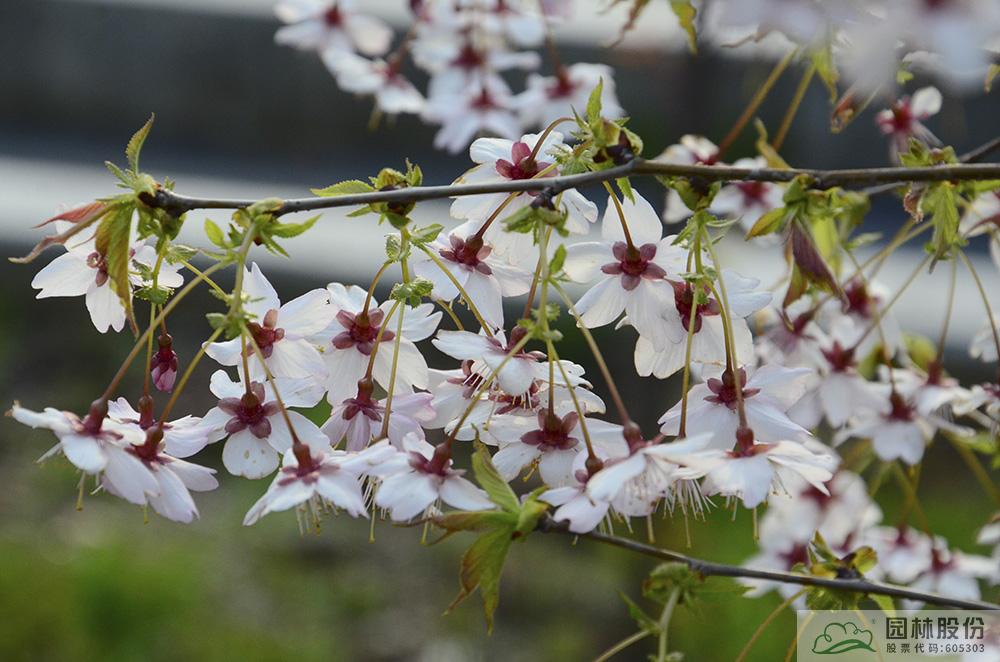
141,160,1000,218
536,516,1000,611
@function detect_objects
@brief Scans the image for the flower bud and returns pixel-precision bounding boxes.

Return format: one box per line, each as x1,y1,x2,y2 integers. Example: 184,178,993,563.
150,333,179,392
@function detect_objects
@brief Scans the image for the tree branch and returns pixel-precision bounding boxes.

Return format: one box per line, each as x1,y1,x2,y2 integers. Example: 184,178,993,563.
536,516,1000,612
139,159,1000,218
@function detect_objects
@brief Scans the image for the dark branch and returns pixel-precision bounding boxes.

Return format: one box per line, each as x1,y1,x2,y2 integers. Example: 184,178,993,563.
142,159,1000,218
537,516,1000,612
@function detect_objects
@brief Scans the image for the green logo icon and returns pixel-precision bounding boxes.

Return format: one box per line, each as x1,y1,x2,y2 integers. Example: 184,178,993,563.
811,621,875,655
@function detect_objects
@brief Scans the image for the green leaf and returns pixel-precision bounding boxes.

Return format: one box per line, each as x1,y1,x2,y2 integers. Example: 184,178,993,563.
549,245,567,274
126,114,155,173
95,204,137,332
204,219,227,249
745,206,787,239
449,526,512,634
472,444,519,512
620,592,660,635
409,223,443,245
268,214,319,238
669,1,698,53
586,79,604,126
165,243,199,264
310,180,375,197
924,182,963,262
385,235,402,261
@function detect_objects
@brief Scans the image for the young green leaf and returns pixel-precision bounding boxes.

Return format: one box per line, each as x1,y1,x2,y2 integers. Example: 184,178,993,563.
310,180,375,197
95,203,137,332
126,114,155,173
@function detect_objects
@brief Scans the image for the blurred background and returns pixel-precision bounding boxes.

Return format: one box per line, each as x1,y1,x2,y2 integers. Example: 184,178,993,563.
0,1,997,660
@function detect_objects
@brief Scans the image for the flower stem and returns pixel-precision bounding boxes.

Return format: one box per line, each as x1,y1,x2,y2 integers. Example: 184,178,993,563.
771,62,815,152
552,282,632,425
717,49,797,158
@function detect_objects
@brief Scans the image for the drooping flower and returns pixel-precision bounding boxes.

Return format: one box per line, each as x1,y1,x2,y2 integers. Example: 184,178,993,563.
324,53,424,116
422,80,522,154
205,263,334,381
834,390,937,465
450,131,597,262
515,63,623,130
199,370,328,479
634,271,771,379
274,0,393,58
107,397,212,459
563,192,687,345
788,340,883,429
659,365,813,449
321,379,435,451
684,435,838,509
411,232,531,329
432,327,544,396
960,191,1000,271
318,282,440,406
243,442,397,525
30,221,183,333
488,409,626,486
875,86,942,157
372,434,494,521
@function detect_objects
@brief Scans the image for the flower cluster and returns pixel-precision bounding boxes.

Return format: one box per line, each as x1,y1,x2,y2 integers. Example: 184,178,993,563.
274,0,623,152
9,20,1000,650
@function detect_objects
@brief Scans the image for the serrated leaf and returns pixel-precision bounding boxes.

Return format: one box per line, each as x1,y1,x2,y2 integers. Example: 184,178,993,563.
620,592,660,635
472,444,519,512
165,243,199,264
449,526,512,634
746,207,787,239
204,219,227,249
410,223,443,245
669,1,697,53
268,214,319,238
310,179,375,197
586,79,604,126
126,114,155,173
95,204,137,332
385,235,402,261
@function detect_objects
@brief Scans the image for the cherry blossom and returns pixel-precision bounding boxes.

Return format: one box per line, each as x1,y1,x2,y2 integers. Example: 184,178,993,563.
30,221,183,333
243,442,396,525
834,389,940,465
205,263,334,380
372,434,494,521
200,370,327,479
107,397,212,459
788,339,883,429
319,282,440,405
488,409,626,486
274,0,393,58
321,379,435,451
422,81,522,154
563,192,687,344
412,233,531,329
685,436,838,509
450,131,598,261
323,53,424,116
634,270,771,379
585,433,712,516
10,402,144,474
149,333,179,392
969,316,1000,363
516,63,623,130
658,365,813,449
876,86,942,157
432,327,544,396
